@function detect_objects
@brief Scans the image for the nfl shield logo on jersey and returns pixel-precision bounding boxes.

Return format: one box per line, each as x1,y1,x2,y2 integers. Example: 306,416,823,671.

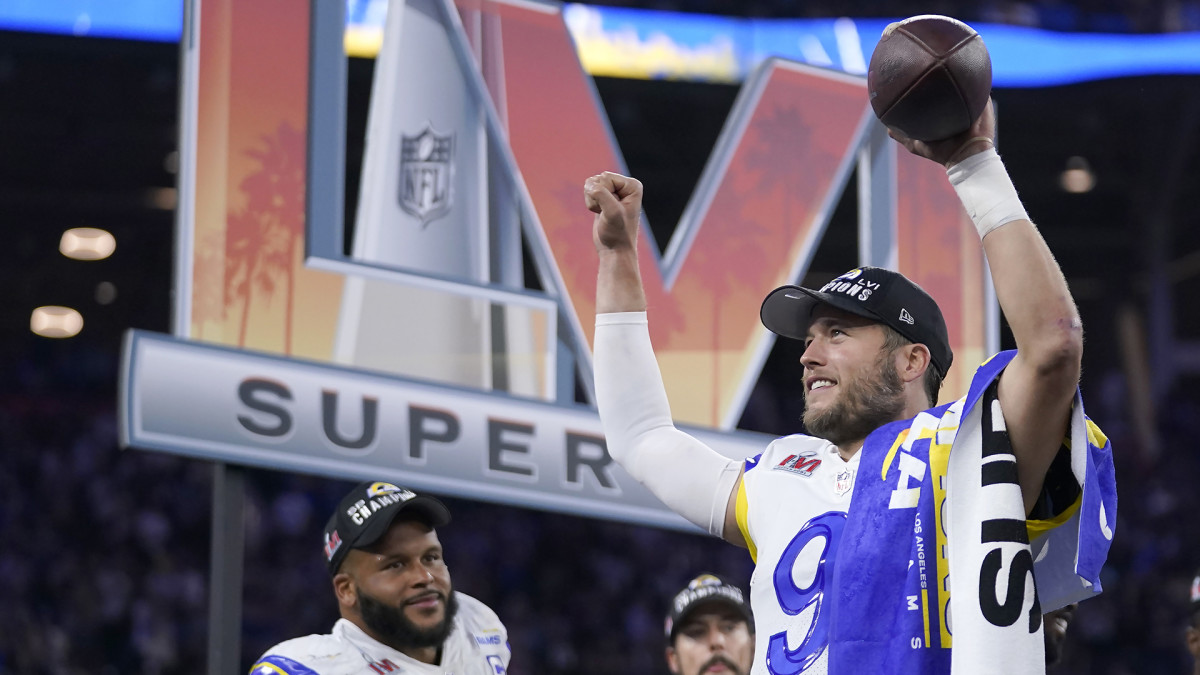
834,469,854,496
398,124,454,226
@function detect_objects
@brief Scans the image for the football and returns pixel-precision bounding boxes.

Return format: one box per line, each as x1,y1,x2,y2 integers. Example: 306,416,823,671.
867,15,992,142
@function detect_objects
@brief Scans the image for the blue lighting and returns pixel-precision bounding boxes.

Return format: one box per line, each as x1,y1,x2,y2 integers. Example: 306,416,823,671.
0,0,183,42
2,1,1199,87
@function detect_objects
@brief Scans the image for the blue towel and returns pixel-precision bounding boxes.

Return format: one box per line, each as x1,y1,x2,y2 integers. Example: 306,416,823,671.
827,351,1117,674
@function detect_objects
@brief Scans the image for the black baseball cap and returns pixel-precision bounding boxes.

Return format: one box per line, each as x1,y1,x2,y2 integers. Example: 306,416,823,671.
323,481,452,575
664,574,753,641
760,266,953,377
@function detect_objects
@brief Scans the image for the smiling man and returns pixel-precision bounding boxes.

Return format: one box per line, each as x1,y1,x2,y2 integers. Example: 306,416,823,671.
587,98,1117,674
665,574,754,675
250,481,509,674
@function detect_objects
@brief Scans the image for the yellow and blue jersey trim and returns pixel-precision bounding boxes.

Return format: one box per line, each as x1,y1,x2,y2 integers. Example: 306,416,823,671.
736,454,762,563
1027,493,1082,541
249,655,320,675
735,476,757,563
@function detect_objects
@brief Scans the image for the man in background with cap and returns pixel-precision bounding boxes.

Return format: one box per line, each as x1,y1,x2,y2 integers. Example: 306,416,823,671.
664,574,754,675
585,98,1115,674
250,480,509,674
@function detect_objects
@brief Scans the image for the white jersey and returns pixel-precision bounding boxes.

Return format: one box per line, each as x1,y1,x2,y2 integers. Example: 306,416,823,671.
250,593,509,675
734,434,858,675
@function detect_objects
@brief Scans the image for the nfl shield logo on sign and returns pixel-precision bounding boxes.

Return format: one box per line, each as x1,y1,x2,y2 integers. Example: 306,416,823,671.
398,124,455,227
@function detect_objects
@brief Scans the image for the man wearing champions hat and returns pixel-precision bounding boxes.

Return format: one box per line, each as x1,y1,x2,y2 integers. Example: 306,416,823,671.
585,99,1116,673
250,481,510,674
665,574,754,675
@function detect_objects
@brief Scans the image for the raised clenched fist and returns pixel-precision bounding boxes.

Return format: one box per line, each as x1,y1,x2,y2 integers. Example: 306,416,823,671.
584,171,643,254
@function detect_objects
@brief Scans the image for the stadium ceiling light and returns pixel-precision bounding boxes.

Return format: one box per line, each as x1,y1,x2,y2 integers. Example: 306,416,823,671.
95,281,118,305
60,227,116,260
31,306,83,338
1060,156,1095,194
145,187,177,210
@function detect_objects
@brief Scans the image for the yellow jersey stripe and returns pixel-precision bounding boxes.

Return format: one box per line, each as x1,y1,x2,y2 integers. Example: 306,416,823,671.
735,477,757,563
1027,493,1082,541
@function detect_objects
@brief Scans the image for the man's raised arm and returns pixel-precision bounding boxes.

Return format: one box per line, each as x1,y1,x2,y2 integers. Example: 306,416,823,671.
585,172,747,545
892,102,1084,512
585,172,648,313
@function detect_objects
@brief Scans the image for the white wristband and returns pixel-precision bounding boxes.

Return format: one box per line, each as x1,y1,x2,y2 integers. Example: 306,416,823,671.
947,147,1028,239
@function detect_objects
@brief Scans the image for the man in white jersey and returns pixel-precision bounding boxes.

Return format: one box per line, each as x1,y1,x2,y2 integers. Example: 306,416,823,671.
665,574,755,675
585,99,1116,674
250,481,510,674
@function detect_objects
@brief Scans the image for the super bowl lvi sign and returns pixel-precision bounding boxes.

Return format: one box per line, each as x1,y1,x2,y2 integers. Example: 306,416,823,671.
335,0,500,390
123,0,989,530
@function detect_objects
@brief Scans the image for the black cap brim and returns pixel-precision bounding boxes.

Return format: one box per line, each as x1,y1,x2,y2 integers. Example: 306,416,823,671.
760,284,888,342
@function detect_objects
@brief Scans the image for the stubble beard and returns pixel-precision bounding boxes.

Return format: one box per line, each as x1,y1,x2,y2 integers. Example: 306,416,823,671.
698,654,746,675
357,586,459,652
802,349,906,447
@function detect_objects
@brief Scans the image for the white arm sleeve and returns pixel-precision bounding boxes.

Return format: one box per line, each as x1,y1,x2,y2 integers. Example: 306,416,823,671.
594,312,741,536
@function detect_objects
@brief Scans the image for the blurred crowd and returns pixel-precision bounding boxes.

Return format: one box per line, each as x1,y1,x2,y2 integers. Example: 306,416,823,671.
2,356,1199,674
0,389,750,674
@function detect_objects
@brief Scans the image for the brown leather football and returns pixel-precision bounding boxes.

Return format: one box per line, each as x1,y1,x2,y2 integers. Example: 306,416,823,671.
867,15,992,142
